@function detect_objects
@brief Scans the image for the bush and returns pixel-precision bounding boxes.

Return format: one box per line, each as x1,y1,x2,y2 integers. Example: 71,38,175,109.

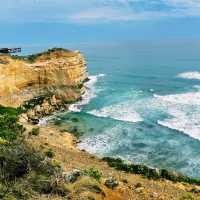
45,148,55,158
0,141,64,199
0,105,67,199
0,113,24,141
22,96,46,110
0,142,55,180
84,168,102,181
30,127,40,136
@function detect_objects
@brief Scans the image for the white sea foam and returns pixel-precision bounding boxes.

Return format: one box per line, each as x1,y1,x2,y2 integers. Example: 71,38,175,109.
177,71,200,80
154,90,200,140
68,74,105,112
88,103,143,123
39,115,56,126
153,92,200,106
78,125,131,154
78,133,112,154
158,109,200,141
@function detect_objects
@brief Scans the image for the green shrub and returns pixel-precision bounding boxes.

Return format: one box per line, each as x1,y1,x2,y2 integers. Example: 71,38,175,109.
30,127,40,136
0,183,8,199
0,105,66,199
0,114,23,141
22,96,46,110
84,168,102,181
23,48,71,63
45,148,55,158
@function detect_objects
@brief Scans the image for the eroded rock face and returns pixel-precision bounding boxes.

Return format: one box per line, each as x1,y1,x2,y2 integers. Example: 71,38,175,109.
0,48,88,108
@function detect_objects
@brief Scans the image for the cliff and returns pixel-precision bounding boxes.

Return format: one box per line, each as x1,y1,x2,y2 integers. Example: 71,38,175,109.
0,48,88,108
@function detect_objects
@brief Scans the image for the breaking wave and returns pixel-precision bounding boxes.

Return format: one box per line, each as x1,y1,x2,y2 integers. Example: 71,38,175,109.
68,74,105,112
88,103,143,123
155,89,200,141
177,71,200,80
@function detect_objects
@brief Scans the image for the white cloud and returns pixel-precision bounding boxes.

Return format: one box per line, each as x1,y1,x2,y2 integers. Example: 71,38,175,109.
165,0,200,7
70,0,200,22
1,0,200,23
70,8,171,22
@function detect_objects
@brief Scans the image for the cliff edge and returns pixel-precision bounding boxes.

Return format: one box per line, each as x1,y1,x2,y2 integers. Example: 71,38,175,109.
0,48,88,108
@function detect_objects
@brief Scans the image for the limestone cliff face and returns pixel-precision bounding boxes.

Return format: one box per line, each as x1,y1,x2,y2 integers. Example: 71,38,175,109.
0,48,88,107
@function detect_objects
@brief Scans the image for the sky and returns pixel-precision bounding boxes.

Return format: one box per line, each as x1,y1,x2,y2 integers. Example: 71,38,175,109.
1,0,200,45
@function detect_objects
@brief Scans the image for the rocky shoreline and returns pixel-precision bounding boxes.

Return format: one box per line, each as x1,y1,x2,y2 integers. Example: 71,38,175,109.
20,95,73,124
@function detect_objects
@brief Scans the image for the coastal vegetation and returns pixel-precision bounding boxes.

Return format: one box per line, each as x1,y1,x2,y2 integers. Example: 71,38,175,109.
84,167,102,181
11,48,72,63
102,157,200,185
0,106,68,199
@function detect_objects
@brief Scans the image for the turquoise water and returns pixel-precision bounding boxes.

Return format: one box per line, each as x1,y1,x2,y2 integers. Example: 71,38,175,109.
29,40,200,178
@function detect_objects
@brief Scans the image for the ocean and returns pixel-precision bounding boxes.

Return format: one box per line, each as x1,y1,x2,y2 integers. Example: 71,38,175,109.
26,40,200,178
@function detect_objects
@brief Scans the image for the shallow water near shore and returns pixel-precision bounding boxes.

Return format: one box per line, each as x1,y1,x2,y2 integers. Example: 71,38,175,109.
28,40,200,178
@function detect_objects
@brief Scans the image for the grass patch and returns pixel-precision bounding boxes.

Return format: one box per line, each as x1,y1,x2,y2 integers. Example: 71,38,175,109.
84,168,102,181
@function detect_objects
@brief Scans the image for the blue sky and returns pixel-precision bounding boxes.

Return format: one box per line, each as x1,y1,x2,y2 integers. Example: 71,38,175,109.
1,0,200,45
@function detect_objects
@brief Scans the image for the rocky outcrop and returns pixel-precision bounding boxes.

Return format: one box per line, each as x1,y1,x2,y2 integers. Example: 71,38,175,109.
0,48,88,108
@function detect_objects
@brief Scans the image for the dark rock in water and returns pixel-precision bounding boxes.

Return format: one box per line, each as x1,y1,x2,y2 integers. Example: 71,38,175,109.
89,128,94,132
104,177,119,189
84,77,90,82
69,126,84,138
137,127,144,132
145,124,154,129
133,143,147,148
71,117,79,122
122,129,128,136
63,169,82,183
